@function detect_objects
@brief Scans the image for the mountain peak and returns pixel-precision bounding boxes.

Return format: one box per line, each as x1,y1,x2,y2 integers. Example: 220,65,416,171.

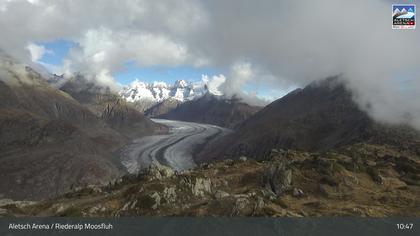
174,79,189,88
119,79,218,107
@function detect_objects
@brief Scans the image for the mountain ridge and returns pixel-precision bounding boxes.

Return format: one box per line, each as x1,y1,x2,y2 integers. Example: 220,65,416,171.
0,54,165,200
157,93,262,129
198,77,420,162
119,79,213,112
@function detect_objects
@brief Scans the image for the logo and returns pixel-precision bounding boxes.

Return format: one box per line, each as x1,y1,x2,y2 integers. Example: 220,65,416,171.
392,4,416,29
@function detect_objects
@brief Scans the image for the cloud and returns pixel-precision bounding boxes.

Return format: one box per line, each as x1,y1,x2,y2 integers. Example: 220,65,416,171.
187,0,420,128
64,28,195,73
1,0,420,129
26,42,52,62
0,0,207,85
201,74,225,96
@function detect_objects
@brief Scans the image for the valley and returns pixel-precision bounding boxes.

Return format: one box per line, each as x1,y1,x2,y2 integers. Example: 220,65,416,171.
120,119,231,173
1,0,420,224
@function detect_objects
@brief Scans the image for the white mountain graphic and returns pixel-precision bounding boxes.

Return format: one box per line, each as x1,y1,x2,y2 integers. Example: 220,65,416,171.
393,7,415,19
393,8,401,17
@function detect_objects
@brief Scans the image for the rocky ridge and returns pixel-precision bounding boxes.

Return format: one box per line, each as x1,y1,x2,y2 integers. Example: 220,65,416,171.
3,143,419,217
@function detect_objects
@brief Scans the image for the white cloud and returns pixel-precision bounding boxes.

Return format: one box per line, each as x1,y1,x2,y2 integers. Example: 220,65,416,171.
201,74,225,96
1,0,420,129
0,0,207,70
26,42,51,62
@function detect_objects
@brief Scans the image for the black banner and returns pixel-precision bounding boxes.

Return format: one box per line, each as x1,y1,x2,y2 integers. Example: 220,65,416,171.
0,217,418,236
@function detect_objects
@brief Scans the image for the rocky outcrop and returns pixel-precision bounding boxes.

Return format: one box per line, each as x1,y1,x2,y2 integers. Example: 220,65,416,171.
191,178,212,197
7,143,420,217
263,150,292,196
146,162,176,180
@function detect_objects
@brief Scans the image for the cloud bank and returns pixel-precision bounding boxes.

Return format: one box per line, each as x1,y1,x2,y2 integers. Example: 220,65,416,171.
0,0,419,128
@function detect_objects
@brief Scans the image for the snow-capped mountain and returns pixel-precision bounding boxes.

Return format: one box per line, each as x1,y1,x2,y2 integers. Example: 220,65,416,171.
120,79,216,104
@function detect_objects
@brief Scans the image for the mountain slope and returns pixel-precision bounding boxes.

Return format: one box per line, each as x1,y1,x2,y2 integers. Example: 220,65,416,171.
59,75,167,139
158,94,261,129
0,56,126,200
144,98,181,117
198,77,420,161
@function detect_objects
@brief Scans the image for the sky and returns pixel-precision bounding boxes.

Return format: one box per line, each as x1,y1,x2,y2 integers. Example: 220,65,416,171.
27,28,288,102
0,0,419,128
33,39,219,85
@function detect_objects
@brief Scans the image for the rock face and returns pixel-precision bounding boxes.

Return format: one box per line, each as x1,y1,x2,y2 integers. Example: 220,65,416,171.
191,178,212,197
263,151,292,196
199,77,420,161
158,94,261,129
8,143,420,217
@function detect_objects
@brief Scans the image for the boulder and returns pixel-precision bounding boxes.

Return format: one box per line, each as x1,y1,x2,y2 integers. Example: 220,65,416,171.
231,197,250,216
254,197,265,212
263,157,292,196
191,178,212,197
149,192,161,210
239,156,248,162
292,188,304,198
163,186,177,203
214,190,230,200
367,167,384,184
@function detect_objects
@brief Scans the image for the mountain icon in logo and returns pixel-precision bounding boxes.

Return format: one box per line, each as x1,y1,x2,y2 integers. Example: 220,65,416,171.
393,6,416,19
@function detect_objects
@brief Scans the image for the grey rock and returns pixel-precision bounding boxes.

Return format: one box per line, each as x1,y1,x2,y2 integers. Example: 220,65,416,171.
54,204,68,214
86,185,102,194
190,178,212,197
147,162,175,180
0,199,13,207
239,156,248,162
254,197,265,211
150,192,161,209
231,197,250,216
214,190,230,200
263,157,292,196
261,190,277,201
292,188,304,198
286,211,303,217
367,167,384,185
163,186,177,203
0,208,6,215
130,200,138,210
121,202,130,211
